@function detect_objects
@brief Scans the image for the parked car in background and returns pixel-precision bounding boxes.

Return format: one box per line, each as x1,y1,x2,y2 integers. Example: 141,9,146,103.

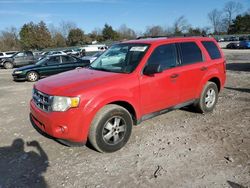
63,49,78,55
239,40,250,49
0,51,37,69
0,51,18,58
38,51,67,60
226,42,240,49
81,51,103,63
12,55,90,82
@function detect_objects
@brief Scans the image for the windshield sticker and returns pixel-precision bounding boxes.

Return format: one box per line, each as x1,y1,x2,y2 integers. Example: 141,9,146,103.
130,46,147,52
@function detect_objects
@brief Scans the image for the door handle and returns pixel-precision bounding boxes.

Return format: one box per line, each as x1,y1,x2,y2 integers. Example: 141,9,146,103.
170,74,179,79
200,67,208,71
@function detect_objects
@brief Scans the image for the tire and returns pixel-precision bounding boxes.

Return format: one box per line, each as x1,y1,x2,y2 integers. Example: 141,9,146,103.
3,62,13,69
27,71,39,82
88,104,133,153
194,81,218,113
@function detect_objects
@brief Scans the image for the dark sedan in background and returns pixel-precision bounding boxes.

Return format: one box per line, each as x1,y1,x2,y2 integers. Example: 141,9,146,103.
12,55,90,82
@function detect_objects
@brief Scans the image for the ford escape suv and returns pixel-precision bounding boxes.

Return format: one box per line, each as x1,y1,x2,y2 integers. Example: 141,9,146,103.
30,37,226,153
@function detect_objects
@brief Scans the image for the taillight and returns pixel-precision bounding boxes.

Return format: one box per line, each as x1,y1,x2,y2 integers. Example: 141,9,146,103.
223,60,226,73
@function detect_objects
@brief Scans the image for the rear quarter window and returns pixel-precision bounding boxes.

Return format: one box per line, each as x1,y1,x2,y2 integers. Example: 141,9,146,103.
179,42,203,65
202,41,222,60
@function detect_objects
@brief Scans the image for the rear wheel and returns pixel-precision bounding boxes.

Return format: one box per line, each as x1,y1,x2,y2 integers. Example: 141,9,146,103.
88,104,133,153
27,71,39,82
194,81,218,113
4,62,13,69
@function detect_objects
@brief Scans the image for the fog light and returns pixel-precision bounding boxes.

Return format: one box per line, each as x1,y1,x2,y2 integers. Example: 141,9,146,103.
55,125,68,134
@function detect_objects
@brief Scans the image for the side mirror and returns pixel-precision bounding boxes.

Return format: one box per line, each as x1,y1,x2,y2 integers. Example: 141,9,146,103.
143,63,163,75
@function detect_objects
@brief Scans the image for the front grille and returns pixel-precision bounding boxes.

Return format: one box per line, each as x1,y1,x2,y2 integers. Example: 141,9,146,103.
33,89,53,112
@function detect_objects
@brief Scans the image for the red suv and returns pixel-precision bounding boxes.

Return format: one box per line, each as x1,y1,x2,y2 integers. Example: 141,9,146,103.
30,37,226,153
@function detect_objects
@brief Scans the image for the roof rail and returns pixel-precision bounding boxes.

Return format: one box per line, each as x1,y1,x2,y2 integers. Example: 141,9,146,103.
136,34,207,40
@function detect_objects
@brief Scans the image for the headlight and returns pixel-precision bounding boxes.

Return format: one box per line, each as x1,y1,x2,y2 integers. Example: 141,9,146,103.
52,96,80,112
14,71,22,74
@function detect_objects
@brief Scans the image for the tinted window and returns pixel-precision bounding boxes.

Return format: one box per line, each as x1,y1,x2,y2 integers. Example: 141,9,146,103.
202,41,222,60
6,52,16,55
179,42,203,65
0,53,3,56
147,44,177,70
62,56,77,63
26,51,33,56
47,56,61,65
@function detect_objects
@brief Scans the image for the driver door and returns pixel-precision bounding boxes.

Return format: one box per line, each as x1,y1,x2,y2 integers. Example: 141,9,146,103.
14,52,25,66
140,43,181,115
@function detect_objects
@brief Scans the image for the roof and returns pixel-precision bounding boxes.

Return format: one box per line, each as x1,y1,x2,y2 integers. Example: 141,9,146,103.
123,36,215,45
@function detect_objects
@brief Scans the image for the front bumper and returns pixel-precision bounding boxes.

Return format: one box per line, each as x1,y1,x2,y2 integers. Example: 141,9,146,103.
30,100,89,143
12,73,27,81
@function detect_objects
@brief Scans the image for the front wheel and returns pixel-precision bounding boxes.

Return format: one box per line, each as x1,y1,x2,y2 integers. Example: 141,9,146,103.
27,71,39,82
4,62,13,69
194,81,218,113
88,104,133,153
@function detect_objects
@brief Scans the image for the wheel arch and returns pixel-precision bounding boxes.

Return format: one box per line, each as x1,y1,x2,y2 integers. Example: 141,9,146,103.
108,101,138,125
208,77,221,92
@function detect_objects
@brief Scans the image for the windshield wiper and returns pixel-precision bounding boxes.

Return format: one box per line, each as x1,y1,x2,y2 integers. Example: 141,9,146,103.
88,66,113,72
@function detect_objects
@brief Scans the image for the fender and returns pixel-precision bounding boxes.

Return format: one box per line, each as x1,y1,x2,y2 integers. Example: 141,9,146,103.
83,88,140,117
196,68,222,98
77,88,140,141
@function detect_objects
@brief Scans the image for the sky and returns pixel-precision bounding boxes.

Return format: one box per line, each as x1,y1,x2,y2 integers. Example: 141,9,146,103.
0,0,249,33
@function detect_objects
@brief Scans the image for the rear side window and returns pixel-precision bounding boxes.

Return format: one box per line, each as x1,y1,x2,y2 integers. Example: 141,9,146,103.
179,42,203,65
0,53,3,56
26,51,33,56
62,56,77,63
147,44,177,70
202,41,221,60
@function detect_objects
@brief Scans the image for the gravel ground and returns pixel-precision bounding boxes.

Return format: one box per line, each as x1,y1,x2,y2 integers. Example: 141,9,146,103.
0,49,249,188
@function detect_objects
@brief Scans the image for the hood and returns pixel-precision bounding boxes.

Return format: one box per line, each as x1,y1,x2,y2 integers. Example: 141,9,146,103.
2,57,13,62
35,68,126,96
15,64,39,71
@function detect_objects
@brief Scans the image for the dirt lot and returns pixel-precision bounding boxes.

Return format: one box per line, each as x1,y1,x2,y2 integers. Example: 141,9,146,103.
0,49,249,188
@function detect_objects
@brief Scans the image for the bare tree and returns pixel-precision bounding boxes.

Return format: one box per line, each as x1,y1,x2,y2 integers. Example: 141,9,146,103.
0,27,20,51
118,24,136,39
173,16,190,34
208,9,224,34
224,1,243,30
59,21,77,38
144,25,166,36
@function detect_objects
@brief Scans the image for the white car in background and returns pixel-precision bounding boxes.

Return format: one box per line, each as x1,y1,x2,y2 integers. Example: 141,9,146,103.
81,51,103,63
63,49,78,55
0,51,18,58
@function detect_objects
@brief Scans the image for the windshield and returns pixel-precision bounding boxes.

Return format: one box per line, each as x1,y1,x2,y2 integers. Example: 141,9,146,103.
93,51,103,58
90,43,149,73
11,52,20,57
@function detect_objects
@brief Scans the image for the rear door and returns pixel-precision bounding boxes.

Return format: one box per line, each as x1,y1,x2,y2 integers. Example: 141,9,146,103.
177,41,206,103
140,43,181,115
60,56,80,72
41,56,62,76
25,51,35,65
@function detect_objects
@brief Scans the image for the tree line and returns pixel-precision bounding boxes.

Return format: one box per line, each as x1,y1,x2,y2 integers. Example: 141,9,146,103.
0,1,249,51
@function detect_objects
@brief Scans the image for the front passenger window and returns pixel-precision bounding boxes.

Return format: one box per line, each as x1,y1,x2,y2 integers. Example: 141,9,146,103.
147,44,177,70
